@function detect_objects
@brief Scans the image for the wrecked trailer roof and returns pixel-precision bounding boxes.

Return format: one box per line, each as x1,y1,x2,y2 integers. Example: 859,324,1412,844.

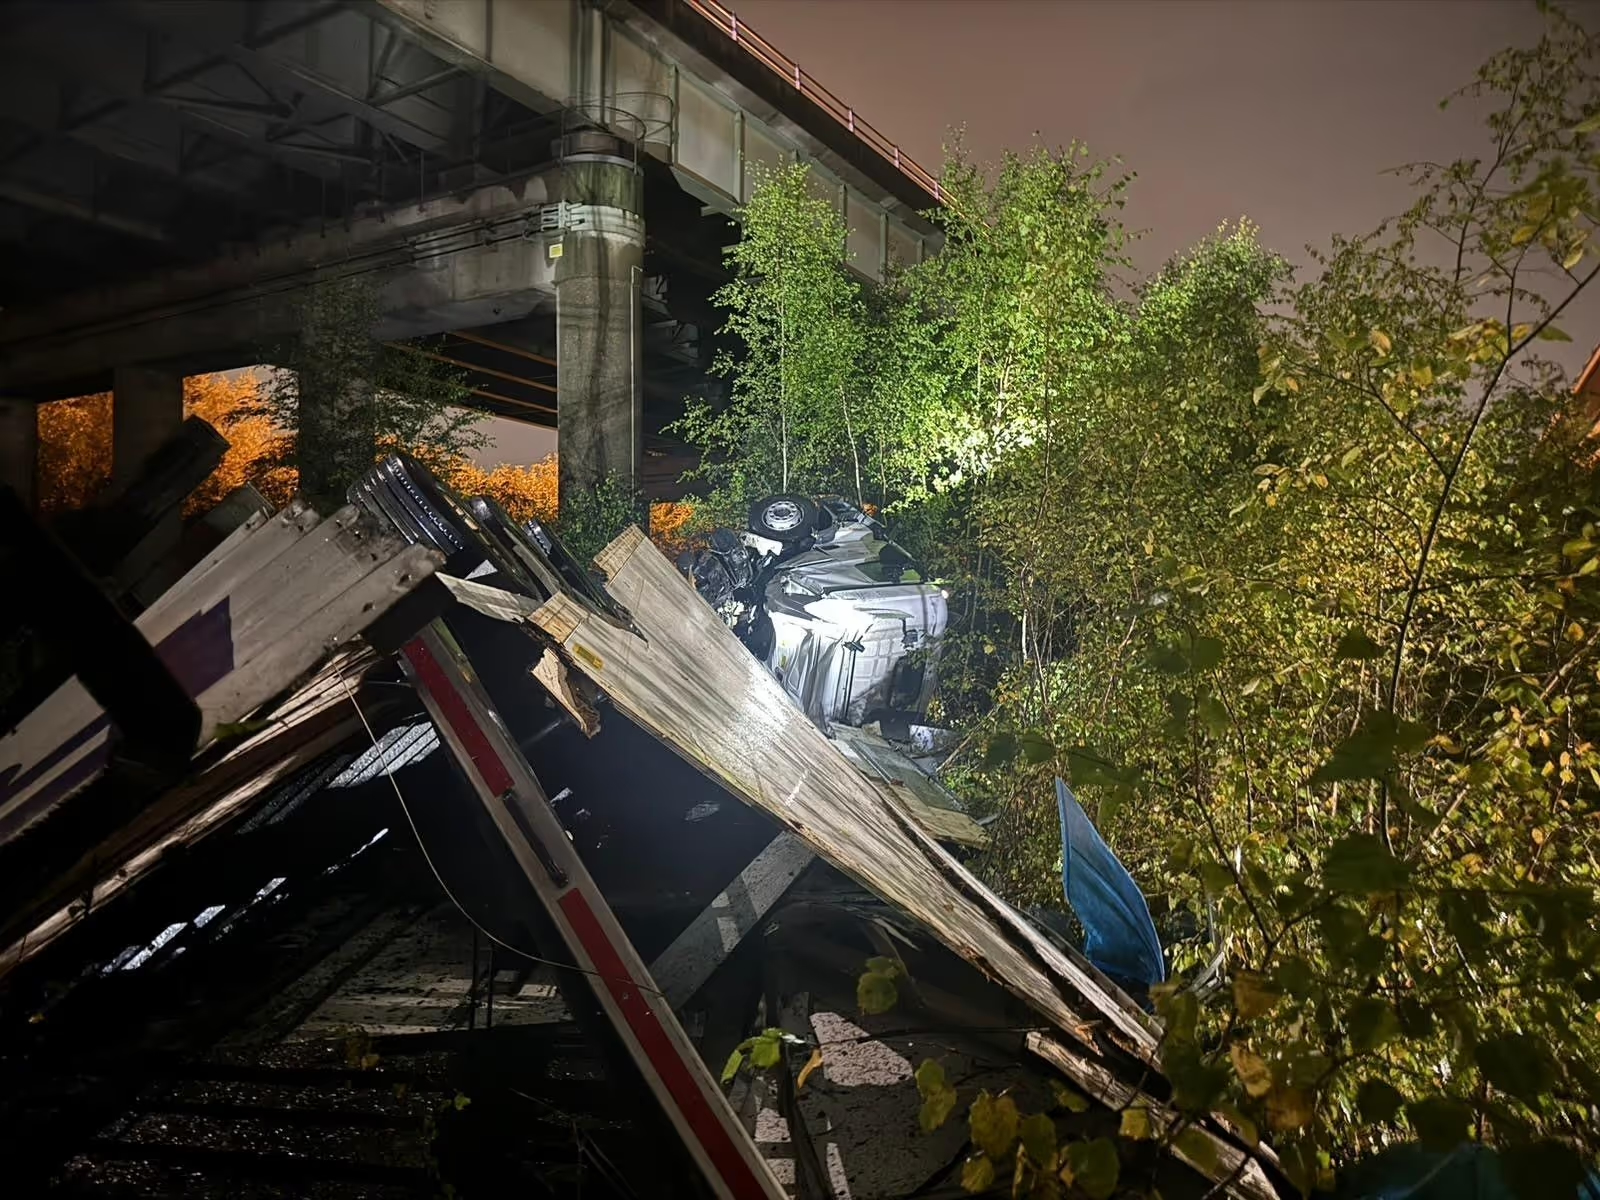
2,454,1282,1197
448,527,1282,1199
527,527,1162,1062
0,499,443,960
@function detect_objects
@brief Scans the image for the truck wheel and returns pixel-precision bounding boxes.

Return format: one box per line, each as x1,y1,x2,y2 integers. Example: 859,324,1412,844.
749,494,818,542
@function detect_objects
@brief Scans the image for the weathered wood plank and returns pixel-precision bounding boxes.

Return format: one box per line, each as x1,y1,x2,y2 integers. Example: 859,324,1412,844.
1025,1032,1282,1200
434,572,545,623
137,502,317,645
0,649,384,977
0,691,368,979
0,505,319,838
0,506,439,843
530,526,1163,1065
192,542,439,743
221,507,402,651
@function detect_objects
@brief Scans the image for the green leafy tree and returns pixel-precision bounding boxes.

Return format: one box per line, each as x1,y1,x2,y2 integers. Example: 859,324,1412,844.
949,11,1600,1192
673,162,872,511
264,276,485,508
691,11,1600,1190
556,471,644,567
875,142,1146,726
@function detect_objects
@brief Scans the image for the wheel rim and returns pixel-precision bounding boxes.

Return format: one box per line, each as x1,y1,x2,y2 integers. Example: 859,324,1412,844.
762,499,804,532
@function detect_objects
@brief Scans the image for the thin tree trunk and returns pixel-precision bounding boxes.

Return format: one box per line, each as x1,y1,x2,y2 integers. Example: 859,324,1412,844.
840,381,863,507
779,299,790,492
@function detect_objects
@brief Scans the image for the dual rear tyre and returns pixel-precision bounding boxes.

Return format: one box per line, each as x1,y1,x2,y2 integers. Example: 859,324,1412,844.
748,494,818,543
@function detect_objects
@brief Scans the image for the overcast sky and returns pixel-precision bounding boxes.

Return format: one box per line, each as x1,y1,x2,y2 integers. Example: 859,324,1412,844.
739,0,1594,270
479,0,1598,468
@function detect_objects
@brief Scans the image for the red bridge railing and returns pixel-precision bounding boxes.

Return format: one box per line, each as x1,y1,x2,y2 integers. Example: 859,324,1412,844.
681,0,945,207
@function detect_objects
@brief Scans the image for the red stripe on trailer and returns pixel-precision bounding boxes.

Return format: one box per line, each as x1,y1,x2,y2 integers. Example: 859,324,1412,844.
402,638,515,796
558,887,771,1200
405,629,774,1199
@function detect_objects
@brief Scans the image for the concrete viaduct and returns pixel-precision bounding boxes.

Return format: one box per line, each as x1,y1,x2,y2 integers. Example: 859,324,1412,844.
0,0,941,510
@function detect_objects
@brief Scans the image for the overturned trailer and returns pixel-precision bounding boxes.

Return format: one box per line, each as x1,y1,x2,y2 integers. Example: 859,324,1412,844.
0,455,1286,1199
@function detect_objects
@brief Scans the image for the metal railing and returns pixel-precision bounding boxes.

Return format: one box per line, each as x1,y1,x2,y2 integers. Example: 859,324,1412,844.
681,0,945,207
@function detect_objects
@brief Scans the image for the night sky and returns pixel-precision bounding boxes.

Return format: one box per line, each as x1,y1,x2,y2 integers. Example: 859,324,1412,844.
479,0,1599,468
738,0,1580,271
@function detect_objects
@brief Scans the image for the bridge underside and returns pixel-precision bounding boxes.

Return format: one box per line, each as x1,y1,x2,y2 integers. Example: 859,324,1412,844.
0,0,936,508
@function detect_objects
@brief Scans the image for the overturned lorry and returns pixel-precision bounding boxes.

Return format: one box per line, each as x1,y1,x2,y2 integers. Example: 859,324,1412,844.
679,493,948,733
0,445,1286,1199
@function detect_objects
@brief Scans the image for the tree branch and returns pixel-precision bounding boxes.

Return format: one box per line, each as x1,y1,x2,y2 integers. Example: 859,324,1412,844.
1381,259,1600,847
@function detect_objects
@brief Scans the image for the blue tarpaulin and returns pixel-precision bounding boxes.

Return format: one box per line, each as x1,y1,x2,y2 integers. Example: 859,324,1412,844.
1056,777,1166,991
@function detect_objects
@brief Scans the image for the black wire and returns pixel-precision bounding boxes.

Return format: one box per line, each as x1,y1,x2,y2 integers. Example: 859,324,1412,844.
338,673,665,998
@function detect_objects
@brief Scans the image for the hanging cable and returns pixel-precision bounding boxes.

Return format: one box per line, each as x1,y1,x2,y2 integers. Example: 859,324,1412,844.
338,672,664,998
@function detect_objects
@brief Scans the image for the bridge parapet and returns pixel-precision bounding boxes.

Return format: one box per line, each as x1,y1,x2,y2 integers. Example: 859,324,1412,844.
373,0,936,282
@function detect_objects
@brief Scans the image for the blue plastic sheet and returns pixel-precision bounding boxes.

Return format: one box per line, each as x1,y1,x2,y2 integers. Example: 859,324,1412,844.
1056,778,1166,989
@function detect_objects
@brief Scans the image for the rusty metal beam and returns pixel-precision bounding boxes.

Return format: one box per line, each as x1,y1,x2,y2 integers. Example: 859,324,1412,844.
386,341,556,393
450,328,557,368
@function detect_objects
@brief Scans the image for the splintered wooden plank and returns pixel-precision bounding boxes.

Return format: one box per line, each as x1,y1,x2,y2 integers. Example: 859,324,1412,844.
828,726,988,849
435,572,544,623
864,778,988,848
531,652,599,737
1026,1033,1282,1200
532,527,1162,1065
0,659,377,980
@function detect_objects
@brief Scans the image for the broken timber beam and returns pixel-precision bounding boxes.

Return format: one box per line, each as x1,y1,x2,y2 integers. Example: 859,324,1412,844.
649,831,816,1011
1025,1032,1282,1200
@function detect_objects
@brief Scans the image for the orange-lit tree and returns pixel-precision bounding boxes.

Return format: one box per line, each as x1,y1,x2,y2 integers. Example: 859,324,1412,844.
36,372,695,557
35,373,294,517
35,393,112,515
182,371,297,515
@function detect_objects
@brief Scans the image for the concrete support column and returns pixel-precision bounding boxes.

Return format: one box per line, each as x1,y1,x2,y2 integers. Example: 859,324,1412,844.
112,366,184,488
114,366,184,561
0,399,38,511
555,132,644,514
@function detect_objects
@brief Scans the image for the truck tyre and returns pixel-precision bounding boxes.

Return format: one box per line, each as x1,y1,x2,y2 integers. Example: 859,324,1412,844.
749,494,819,543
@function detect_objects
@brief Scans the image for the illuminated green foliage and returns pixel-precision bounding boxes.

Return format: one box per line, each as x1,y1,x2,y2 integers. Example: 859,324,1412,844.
709,12,1600,1192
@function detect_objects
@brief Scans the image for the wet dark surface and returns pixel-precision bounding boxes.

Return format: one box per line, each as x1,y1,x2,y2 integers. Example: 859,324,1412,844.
0,670,718,1199
0,544,802,1199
